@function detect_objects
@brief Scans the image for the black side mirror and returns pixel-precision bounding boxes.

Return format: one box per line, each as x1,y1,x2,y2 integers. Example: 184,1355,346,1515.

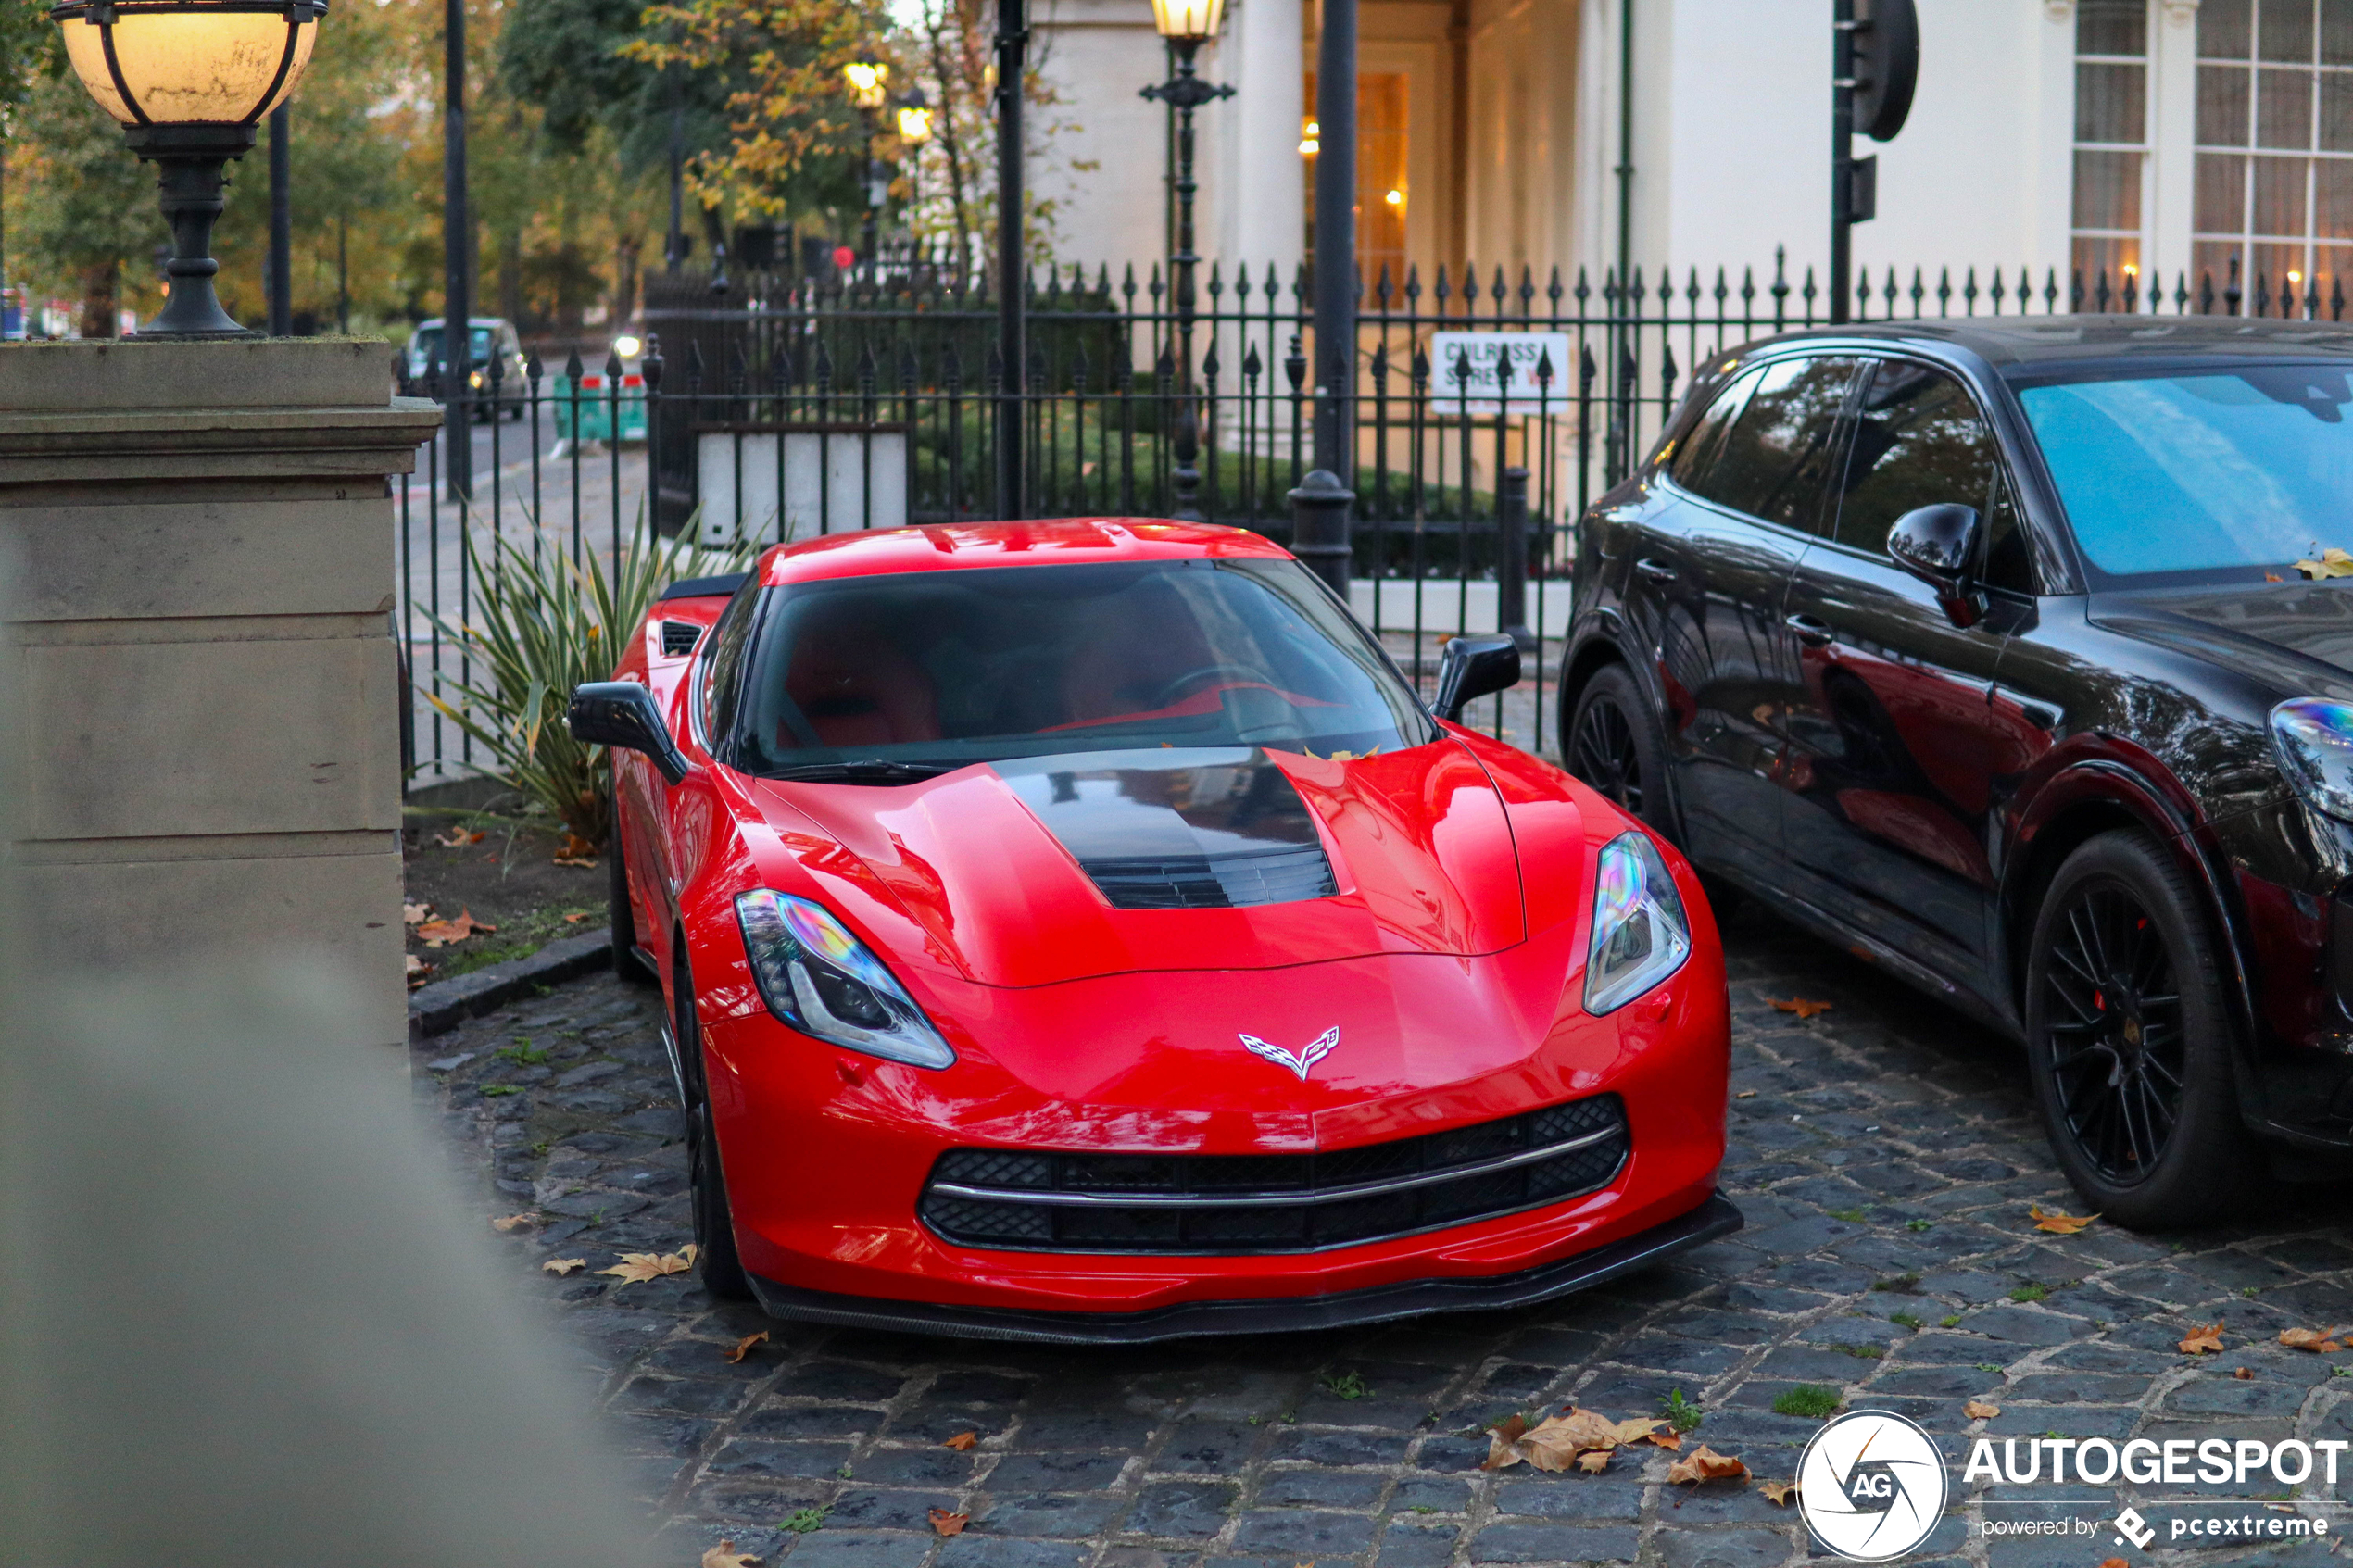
568,682,691,785
1433,633,1521,723
1886,503,1984,628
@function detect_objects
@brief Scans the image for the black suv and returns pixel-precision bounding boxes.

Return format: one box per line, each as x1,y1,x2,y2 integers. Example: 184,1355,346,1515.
1561,317,2353,1223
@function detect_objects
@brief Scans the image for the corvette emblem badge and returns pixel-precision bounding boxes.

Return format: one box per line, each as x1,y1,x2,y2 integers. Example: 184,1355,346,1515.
1240,1026,1340,1081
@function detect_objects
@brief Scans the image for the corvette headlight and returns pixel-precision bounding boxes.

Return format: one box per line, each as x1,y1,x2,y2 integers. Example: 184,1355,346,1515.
734,890,955,1068
1584,831,1692,1015
2272,698,2353,822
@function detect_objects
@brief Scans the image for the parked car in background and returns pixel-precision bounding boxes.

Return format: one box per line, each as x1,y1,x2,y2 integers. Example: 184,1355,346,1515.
1561,317,2353,1225
404,317,528,420
570,520,1738,1338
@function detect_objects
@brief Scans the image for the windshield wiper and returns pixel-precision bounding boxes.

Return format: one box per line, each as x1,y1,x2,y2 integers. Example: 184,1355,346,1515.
766,759,958,784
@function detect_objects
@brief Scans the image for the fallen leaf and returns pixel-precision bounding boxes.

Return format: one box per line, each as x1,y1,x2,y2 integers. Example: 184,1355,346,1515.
1575,1449,1611,1474
2281,1327,2350,1352
558,833,597,859
1964,1399,2000,1419
1648,1429,1684,1450
1480,1413,1532,1471
1734,1090,1757,1098
2267,572,2286,583
554,854,598,869
415,908,497,947
1768,997,1832,1019
2181,1322,2225,1355
1758,1480,1799,1507
702,1542,761,1568
927,1509,968,1537
403,901,433,924
2297,546,2353,580
405,953,433,989
489,1211,536,1232
542,1258,586,1275
597,1248,695,1285
2102,1559,2130,1568
1667,1445,1749,1485
724,1331,769,1364
434,826,487,847
942,1431,979,1451
2029,1204,2096,1235
562,911,594,924
2234,1366,2255,1380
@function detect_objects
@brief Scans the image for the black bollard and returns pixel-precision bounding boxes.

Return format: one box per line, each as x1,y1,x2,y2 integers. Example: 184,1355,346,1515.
1497,464,1535,652
1289,468,1353,606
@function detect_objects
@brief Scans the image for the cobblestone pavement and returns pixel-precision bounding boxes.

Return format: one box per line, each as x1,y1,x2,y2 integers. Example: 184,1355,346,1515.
413,901,2353,1568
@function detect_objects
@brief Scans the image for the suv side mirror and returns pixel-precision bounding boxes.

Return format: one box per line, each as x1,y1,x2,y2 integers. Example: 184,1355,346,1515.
1433,633,1521,723
569,682,691,784
1886,503,1985,629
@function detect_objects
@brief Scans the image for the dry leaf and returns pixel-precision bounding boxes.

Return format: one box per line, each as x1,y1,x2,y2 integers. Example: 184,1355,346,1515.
542,1258,586,1275
2234,1366,2255,1380
1481,1414,1532,1470
489,1211,536,1232
434,827,487,847
597,1248,695,1285
403,901,433,925
1734,1090,1757,1099
554,854,598,869
1648,1429,1684,1450
1768,997,1832,1019
2280,1327,2349,1352
942,1431,979,1451
1964,1399,2000,1419
2102,1559,2129,1568
927,1509,969,1537
702,1542,761,1568
724,1331,769,1364
2029,1204,2096,1235
1667,1445,1749,1485
405,953,433,988
2181,1322,2225,1355
2297,546,2353,580
1758,1480,1799,1507
415,908,497,947
562,911,595,924
1575,1449,1611,1474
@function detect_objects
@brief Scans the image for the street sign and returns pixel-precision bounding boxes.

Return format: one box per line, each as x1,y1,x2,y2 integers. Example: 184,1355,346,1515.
1427,332,1574,412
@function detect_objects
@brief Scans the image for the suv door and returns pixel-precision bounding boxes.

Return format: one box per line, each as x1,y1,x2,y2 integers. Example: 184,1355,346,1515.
1629,352,1866,885
1779,357,2025,1007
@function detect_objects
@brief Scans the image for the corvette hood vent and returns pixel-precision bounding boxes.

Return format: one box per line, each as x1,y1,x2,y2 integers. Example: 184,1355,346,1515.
994,750,1338,909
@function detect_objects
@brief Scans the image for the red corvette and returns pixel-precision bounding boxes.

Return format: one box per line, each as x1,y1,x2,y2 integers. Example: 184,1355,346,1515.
568,521,1737,1342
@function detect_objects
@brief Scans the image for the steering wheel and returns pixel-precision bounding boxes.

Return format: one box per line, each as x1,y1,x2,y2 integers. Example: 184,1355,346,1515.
1151,663,1268,710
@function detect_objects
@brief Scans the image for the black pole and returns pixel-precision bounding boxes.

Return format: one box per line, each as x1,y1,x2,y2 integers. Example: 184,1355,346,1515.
443,0,472,498
666,102,686,270
267,103,291,335
1143,37,1233,524
1616,0,1633,291
1831,0,1855,324
994,0,1026,520
1312,0,1356,478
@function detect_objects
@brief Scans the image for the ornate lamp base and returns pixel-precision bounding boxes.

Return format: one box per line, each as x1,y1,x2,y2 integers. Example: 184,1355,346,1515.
125,123,258,337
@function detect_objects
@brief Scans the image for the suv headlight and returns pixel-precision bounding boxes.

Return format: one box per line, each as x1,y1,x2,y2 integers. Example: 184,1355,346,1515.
1584,831,1692,1014
2272,698,2353,822
734,890,955,1068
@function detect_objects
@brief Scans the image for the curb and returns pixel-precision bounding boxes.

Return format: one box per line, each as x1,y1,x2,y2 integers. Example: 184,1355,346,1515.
409,927,613,1037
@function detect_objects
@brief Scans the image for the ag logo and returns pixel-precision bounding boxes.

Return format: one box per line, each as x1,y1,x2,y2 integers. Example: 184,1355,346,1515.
1796,1410,1948,1562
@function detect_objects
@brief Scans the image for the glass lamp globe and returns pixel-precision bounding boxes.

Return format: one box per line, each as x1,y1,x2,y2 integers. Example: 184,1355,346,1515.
1149,0,1224,42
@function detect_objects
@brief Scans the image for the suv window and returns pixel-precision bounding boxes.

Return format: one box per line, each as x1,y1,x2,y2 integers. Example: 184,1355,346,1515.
1681,355,1863,532
700,580,763,755
1836,359,2034,593
1667,365,1763,493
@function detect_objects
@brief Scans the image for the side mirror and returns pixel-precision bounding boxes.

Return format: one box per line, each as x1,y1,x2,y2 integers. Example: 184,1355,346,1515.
568,682,691,785
1433,633,1521,723
1886,503,1984,628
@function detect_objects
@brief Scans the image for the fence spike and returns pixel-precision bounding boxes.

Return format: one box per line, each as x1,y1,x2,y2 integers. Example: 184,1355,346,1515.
525,349,543,381
1660,344,1679,395
563,347,585,382
1404,262,1422,303
1370,339,1389,385
1243,341,1263,382
1549,265,1565,306
1412,345,1431,387
1579,342,1596,394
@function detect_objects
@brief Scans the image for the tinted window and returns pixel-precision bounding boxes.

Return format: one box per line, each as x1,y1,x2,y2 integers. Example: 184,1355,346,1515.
731,558,1437,775
1835,360,2035,592
1667,366,1762,493
1683,355,1862,531
700,579,762,748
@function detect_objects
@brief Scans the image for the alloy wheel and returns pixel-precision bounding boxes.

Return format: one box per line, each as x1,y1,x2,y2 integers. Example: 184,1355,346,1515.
2041,879,2188,1183
1570,696,1645,816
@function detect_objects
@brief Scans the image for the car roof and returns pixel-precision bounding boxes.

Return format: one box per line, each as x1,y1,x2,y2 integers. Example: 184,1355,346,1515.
1738,315,2353,374
757,520,1295,586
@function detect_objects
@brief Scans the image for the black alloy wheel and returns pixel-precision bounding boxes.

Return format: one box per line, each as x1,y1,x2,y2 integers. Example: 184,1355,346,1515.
676,960,756,1301
2023,831,2261,1226
1567,663,1669,836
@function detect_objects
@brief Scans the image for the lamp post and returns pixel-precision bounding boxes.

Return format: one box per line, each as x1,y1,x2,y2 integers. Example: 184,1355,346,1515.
895,90,929,266
1141,0,1231,523
844,58,888,270
47,0,325,335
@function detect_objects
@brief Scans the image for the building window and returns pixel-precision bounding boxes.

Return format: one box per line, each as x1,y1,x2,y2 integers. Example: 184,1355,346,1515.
2195,0,2353,305
2072,0,2150,291
1302,72,1409,280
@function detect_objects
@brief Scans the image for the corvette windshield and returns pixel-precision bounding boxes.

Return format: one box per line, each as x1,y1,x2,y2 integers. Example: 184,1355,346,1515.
730,558,1435,775
2019,364,2353,582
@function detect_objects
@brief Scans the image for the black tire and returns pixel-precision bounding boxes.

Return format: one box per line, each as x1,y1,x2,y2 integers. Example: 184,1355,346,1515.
677,966,756,1301
1566,663,1675,840
608,822,658,986
2023,830,2265,1227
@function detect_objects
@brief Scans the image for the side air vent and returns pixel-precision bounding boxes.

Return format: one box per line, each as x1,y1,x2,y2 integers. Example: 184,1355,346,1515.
660,621,702,657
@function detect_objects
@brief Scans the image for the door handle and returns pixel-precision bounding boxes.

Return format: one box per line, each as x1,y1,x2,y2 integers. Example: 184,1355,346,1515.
1784,613,1835,646
1634,558,1680,584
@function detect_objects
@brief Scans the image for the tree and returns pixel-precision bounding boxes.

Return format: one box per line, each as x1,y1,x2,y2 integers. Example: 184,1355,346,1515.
7,72,156,333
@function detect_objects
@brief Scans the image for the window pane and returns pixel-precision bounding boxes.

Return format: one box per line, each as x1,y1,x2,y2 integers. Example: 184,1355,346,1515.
1692,356,1863,532
2322,70,2353,146
2327,0,2353,62
2074,236,2145,295
1834,364,2007,558
2199,152,2251,230
2201,64,2254,143
2078,60,2148,142
2255,154,2312,231
2259,66,2316,145
2204,0,2254,57
2262,0,2316,61
2315,242,2353,302
1669,367,1760,496
2074,149,2145,229
2319,157,2353,233
2253,239,2309,303
2078,0,2146,55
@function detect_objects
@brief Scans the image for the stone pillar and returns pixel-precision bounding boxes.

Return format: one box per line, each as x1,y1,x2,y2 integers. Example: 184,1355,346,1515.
0,339,439,1053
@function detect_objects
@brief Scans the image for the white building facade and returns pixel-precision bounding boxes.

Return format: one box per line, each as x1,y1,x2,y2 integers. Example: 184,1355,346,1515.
1032,0,2350,311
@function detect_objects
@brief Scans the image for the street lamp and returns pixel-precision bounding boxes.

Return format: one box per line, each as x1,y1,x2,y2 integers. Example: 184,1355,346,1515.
1141,0,1231,521
49,0,326,335
843,58,889,269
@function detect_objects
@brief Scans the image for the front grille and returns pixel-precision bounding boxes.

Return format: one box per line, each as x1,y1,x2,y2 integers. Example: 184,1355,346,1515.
1082,843,1338,909
919,1094,1628,1255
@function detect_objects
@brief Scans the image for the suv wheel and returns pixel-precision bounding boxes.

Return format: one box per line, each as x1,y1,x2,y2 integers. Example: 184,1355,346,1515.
2023,830,2262,1226
1567,663,1671,837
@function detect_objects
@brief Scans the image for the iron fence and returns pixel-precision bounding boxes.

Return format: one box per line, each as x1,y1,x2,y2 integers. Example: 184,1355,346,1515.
396,247,2318,790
